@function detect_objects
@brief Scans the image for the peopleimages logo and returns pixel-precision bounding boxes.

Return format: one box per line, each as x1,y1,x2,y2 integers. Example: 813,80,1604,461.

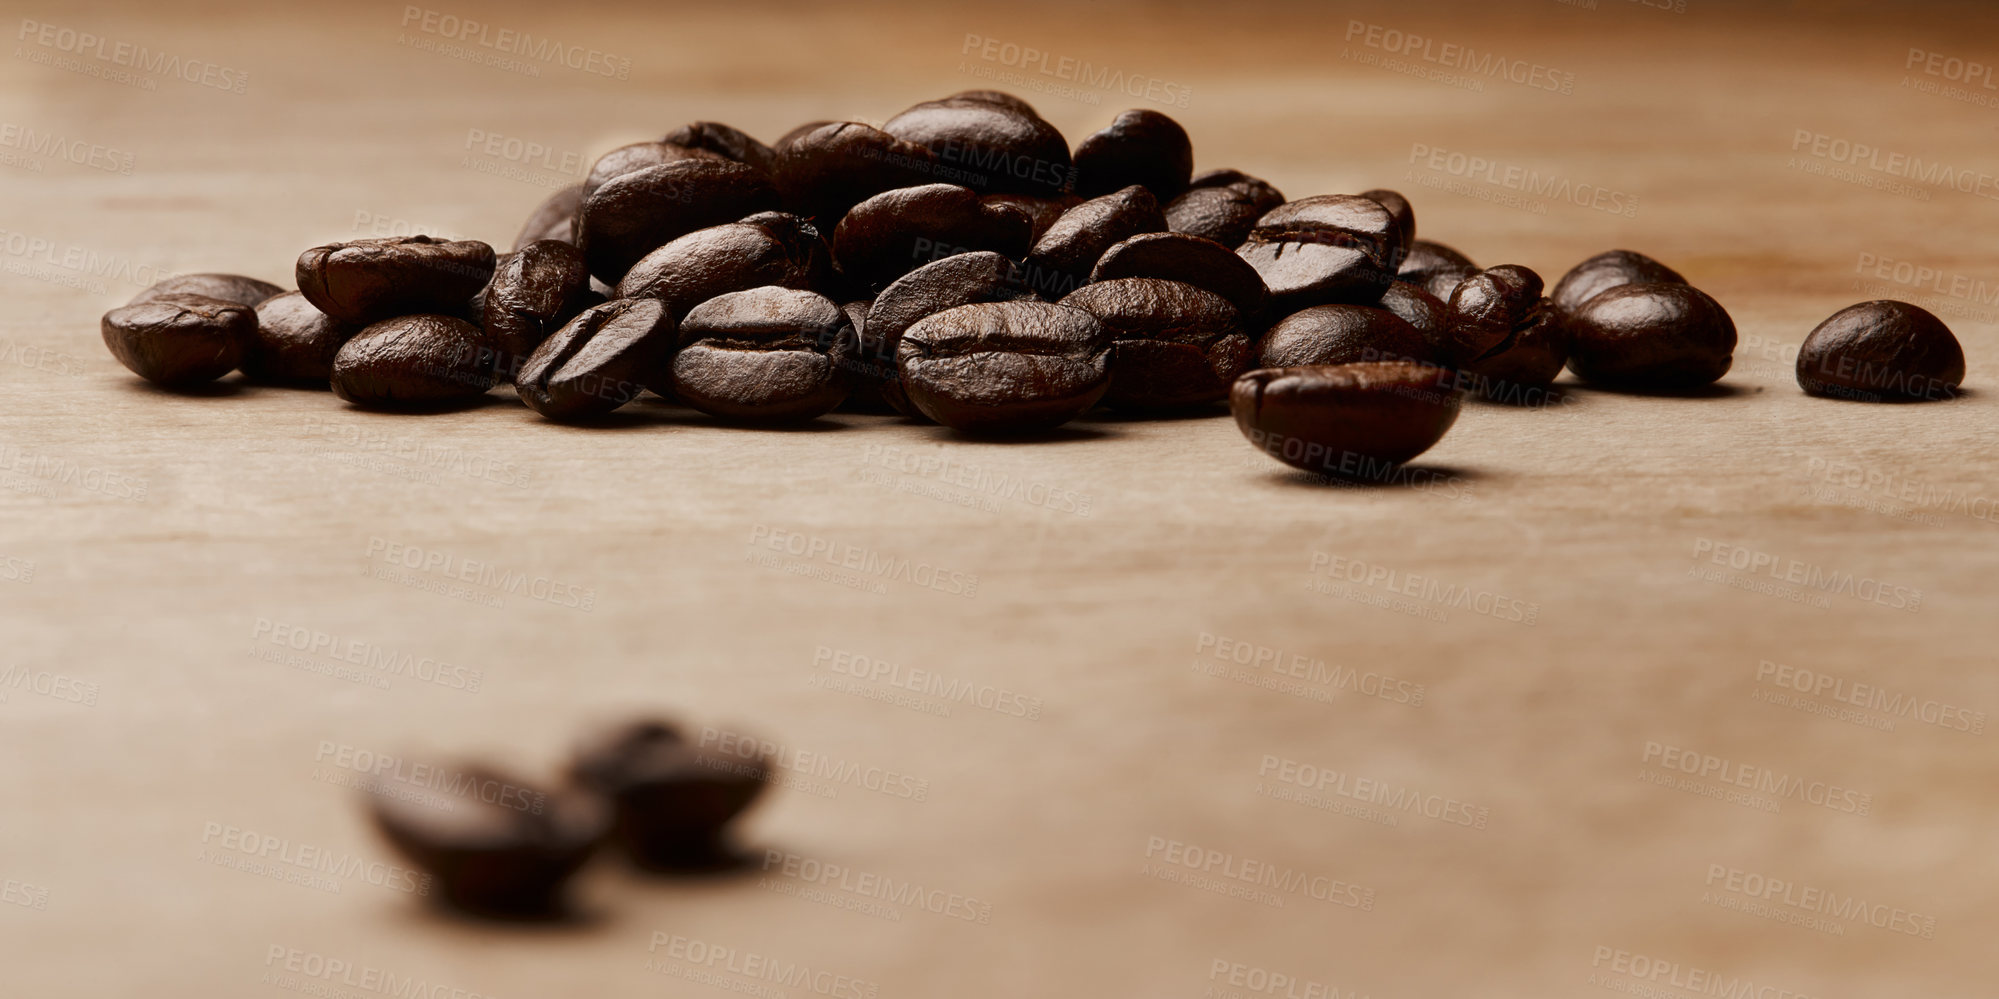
1640,742,1872,815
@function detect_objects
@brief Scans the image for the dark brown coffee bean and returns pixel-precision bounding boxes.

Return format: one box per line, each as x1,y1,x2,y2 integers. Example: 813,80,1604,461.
244,291,359,385
128,273,282,308
482,239,595,376
1089,231,1269,316
1797,300,1964,402
1022,185,1165,298
671,287,853,421
942,90,1039,115
1358,189,1415,265
1446,264,1545,363
898,301,1110,432
615,213,829,323
368,765,606,917
331,314,498,407
982,193,1077,241
1549,249,1686,314
580,140,730,200
882,96,1071,196
1061,278,1248,410
1237,195,1402,313
773,122,939,226
513,184,586,250
516,298,674,420
773,120,834,153
100,294,252,386
832,183,1033,292
1072,109,1194,202
1376,281,1448,342
1396,239,1478,302
570,720,768,870
1232,362,1464,478
838,298,899,413
662,121,778,176
1163,187,1262,248
296,236,496,325
1565,283,1735,390
1187,169,1286,212
865,251,1039,415
1259,304,1444,369
1461,301,1569,402
577,159,781,285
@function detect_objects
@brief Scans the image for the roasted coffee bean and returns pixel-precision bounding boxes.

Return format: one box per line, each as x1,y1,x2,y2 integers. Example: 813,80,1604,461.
128,273,282,308
898,301,1110,432
1461,301,1569,402
577,159,781,284
662,121,777,176
773,120,834,153
1187,169,1286,212
671,287,853,421
616,212,829,320
570,720,768,870
1446,264,1544,363
982,193,1076,241
832,183,1033,292
1396,239,1478,302
1376,281,1448,342
943,89,1039,115
1089,231,1269,317
1061,278,1247,410
516,298,674,420
1258,304,1443,369
368,765,607,916
1237,195,1402,313
1565,283,1735,390
296,236,496,325
1549,249,1687,314
1071,109,1194,202
1232,362,1464,477
513,184,586,250
580,140,730,200
244,291,359,384
838,299,899,413
1797,300,1964,402
1358,189,1415,265
482,239,595,376
882,95,1071,196
773,122,939,226
865,251,1039,415
331,314,498,407
1022,185,1165,298
1163,170,1290,248
101,294,253,386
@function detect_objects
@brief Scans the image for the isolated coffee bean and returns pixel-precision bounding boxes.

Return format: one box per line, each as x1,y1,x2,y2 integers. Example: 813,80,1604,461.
1188,169,1286,212
296,236,497,325
1089,231,1269,316
1376,281,1448,342
368,766,607,917
244,292,359,384
882,95,1071,196
1022,185,1165,298
1549,249,1687,314
1797,300,1964,402
671,287,853,421
982,193,1076,241
578,159,781,284
570,720,768,870
773,122,939,226
128,273,282,308
1061,278,1248,410
616,213,829,320
663,121,777,176
513,184,586,250
1358,189,1415,265
1238,195,1402,313
1565,283,1736,390
516,299,674,420
482,239,595,376
1447,264,1545,363
101,294,253,386
1071,109,1194,201
1259,305,1443,369
832,183,1033,292
1397,239,1479,302
865,251,1039,415
580,140,730,200
1461,301,1569,402
1232,362,1464,477
331,314,498,407
899,302,1111,432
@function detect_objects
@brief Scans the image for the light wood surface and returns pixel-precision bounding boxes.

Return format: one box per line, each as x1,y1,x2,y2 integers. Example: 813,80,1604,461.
4,1,1997,995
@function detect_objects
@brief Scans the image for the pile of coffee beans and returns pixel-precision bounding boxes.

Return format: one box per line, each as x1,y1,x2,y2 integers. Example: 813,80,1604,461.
101,90,1968,480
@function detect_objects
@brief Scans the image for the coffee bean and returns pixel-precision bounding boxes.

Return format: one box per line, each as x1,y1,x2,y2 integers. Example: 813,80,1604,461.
244,291,359,385
671,287,853,421
296,236,497,325
832,183,1034,292
100,294,253,386
1376,281,1448,342
1258,304,1443,369
1072,109,1194,202
773,120,834,153
331,314,498,407
1023,185,1165,298
942,89,1040,115
570,720,768,870
1797,300,1964,402
577,159,781,284
516,298,674,420
982,193,1077,242
1188,169,1286,212
1061,278,1247,410
1446,264,1544,363
773,122,939,226
1565,283,1735,390
883,95,1072,196
1232,362,1464,477
128,273,282,308
898,301,1110,432
1460,301,1568,402
838,298,900,413
1237,195,1402,313
1358,189,1415,265
1163,170,1288,248
368,765,607,916
615,213,829,321
865,251,1039,415
662,121,778,176
1549,249,1686,314
1396,239,1478,301
513,184,586,251
1089,231,1269,316
482,239,596,376
580,140,731,200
